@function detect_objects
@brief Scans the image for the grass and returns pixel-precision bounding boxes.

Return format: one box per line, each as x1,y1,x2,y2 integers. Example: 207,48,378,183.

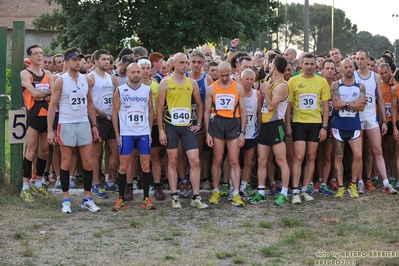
0,184,398,265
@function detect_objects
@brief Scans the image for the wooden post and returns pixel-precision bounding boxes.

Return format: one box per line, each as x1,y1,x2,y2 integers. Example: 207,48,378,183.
0,27,6,184
10,21,25,188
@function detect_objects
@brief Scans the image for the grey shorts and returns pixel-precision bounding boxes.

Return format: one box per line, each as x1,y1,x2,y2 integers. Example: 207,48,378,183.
57,122,92,147
208,115,241,140
165,123,198,151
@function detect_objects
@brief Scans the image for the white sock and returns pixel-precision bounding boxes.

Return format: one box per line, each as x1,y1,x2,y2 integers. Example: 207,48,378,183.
105,174,109,183
69,175,74,181
232,190,239,196
107,180,115,187
358,180,364,185
22,182,30,190
383,179,389,187
240,181,247,191
258,186,266,196
281,187,288,196
35,178,42,189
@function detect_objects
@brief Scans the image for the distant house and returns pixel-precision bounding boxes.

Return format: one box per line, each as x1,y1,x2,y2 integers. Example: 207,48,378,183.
0,0,60,57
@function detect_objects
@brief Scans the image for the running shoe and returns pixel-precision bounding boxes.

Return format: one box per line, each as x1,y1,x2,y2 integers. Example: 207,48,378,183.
329,179,339,190
269,183,278,195
171,195,182,209
112,197,127,212
142,197,157,210
291,194,301,204
20,189,34,202
179,181,190,198
200,180,212,190
49,172,57,183
245,183,256,196
154,187,166,201
396,179,399,189
61,199,72,214
364,180,376,192
104,183,119,193
209,191,221,204
319,184,333,195
220,184,229,196
275,193,288,205
231,193,245,207
92,184,108,199
383,184,398,195
55,178,62,189
347,183,359,198
124,187,134,201
389,178,396,187
357,182,364,194
335,187,345,198
239,190,250,201
31,186,54,198
301,192,314,202
190,196,209,209
306,184,314,195
69,179,77,189
372,176,379,187
313,181,322,190
249,192,266,205
81,198,100,212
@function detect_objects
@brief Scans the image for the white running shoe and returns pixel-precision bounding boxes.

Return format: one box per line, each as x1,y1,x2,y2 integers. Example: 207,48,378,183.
62,200,72,214
81,198,100,212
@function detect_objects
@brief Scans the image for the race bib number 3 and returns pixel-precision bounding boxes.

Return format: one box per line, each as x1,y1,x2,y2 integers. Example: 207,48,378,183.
299,93,317,110
69,92,87,110
171,108,191,125
215,94,235,110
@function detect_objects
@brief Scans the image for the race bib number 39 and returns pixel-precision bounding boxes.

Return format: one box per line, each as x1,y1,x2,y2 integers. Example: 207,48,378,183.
171,108,190,125
299,93,317,110
215,94,235,110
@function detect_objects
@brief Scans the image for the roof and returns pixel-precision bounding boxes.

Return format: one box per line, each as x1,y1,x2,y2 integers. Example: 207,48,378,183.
0,0,59,30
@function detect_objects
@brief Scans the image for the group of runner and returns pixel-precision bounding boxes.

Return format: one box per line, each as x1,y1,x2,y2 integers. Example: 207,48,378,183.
19,41,398,213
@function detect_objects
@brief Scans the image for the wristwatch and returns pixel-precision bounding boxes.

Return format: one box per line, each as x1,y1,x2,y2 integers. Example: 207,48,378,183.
322,126,329,131
345,102,349,108
197,122,201,126
239,130,246,135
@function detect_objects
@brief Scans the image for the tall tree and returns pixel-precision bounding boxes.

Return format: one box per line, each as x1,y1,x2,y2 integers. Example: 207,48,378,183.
33,0,283,57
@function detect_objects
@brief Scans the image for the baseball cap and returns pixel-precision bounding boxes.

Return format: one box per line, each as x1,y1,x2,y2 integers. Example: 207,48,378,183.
64,51,84,61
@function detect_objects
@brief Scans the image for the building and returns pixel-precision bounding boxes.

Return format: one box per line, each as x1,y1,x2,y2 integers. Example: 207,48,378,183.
0,0,60,57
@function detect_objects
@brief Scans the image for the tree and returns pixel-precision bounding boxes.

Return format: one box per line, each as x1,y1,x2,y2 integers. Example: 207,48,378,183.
355,32,393,58
33,0,284,57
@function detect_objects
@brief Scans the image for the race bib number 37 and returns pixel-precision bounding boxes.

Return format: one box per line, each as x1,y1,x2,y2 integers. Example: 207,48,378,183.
215,94,235,110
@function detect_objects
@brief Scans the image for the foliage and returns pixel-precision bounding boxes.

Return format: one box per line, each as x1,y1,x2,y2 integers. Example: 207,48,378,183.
280,3,392,57
33,0,283,57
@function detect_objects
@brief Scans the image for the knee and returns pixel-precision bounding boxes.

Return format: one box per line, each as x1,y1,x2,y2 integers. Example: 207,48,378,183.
168,156,178,168
82,158,93,169
190,157,200,169
306,153,317,163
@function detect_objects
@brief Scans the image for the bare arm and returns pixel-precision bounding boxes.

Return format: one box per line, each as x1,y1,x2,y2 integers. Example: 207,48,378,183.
112,88,121,144
157,79,167,131
376,75,386,122
237,84,247,131
204,84,214,133
47,77,63,145
191,80,203,126
148,91,154,130
265,82,288,111
256,90,262,135
20,69,52,98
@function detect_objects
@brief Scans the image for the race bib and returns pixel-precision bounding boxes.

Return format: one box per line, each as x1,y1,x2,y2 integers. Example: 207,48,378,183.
328,101,333,117
35,83,49,90
339,108,356,118
385,103,392,118
247,111,255,126
69,91,87,110
261,100,268,114
102,92,113,109
365,93,375,106
191,104,198,121
299,93,317,110
171,108,191,125
215,94,235,110
127,110,146,127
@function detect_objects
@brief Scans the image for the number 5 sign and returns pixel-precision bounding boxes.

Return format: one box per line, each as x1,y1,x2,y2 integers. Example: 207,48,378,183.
9,110,27,144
